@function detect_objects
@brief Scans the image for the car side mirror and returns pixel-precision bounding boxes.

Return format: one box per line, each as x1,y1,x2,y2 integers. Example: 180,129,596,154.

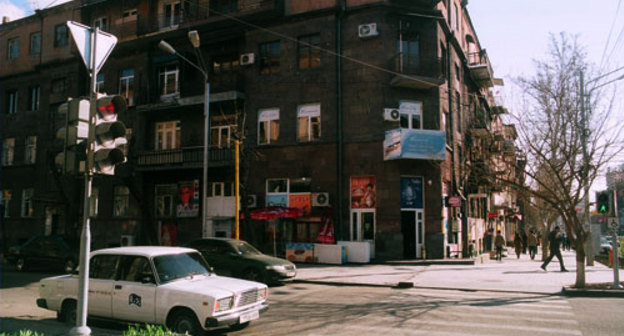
141,274,155,284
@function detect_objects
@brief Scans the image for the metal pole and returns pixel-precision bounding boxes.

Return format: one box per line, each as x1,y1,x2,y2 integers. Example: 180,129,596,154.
69,27,96,336
202,79,210,237
580,70,594,266
613,189,621,288
235,139,240,240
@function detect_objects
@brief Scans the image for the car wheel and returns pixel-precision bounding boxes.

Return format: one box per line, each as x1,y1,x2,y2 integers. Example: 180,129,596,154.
170,310,204,336
63,259,76,273
60,300,77,326
15,257,26,272
243,268,266,284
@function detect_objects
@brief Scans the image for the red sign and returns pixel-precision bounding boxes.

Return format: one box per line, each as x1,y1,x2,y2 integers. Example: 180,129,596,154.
488,212,499,219
447,196,461,207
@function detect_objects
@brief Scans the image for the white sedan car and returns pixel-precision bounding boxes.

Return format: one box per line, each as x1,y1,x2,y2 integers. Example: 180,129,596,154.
37,246,268,335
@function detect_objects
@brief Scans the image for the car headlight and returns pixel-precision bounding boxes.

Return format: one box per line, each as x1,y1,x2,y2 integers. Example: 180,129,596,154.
265,265,286,272
258,287,267,299
215,296,233,312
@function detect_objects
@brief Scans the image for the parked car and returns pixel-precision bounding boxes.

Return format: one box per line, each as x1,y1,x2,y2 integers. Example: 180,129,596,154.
6,235,79,273
185,238,296,285
600,236,612,255
37,246,268,335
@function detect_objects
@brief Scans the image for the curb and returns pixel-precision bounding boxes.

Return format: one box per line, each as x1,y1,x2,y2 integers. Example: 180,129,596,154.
561,286,624,298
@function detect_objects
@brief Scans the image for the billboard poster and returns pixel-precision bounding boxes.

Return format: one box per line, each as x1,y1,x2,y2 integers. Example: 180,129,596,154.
351,176,376,209
400,177,423,209
289,194,311,216
160,221,178,246
383,129,446,161
177,180,199,218
267,194,288,207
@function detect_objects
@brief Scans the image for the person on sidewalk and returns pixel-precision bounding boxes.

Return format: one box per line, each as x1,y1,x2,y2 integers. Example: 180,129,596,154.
528,230,538,260
494,230,505,261
514,232,523,259
541,226,568,272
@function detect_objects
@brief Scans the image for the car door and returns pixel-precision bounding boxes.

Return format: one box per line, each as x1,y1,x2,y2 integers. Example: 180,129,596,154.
112,255,156,323
88,254,118,318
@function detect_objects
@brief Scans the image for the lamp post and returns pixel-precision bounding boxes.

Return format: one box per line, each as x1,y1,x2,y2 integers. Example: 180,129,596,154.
159,34,210,236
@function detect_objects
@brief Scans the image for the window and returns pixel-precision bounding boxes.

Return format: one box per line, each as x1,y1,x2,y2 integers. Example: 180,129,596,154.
54,24,68,47
162,1,181,28
30,32,41,55
90,187,99,217
213,55,240,73
455,92,462,133
114,186,130,217
455,63,461,81
156,184,177,217
211,0,238,14
298,34,320,70
297,103,321,142
155,121,181,150
451,2,459,31
210,125,235,148
211,182,233,197
259,41,280,75
119,256,151,282
158,64,179,96
21,188,34,217
123,8,138,18
51,78,67,94
7,37,19,60
399,28,420,72
96,73,105,93
119,68,135,106
258,108,279,145
290,177,311,193
399,101,422,130
267,179,288,194
93,17,108,31
440,43,447,76
123,128,132,156
29,86,40,111
25,136,36,164
2,138,15,166
2,190,11,218
90,255,119,280
7,90,18,114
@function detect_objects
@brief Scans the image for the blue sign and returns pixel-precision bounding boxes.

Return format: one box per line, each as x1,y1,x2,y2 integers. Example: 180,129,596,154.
266,194,288,207
401,177,423,209
384,129,446,161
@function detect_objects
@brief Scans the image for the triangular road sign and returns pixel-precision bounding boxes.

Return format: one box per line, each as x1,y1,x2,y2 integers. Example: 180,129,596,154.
67,21,117,73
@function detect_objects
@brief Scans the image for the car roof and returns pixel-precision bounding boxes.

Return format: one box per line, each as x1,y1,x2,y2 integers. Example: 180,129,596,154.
91,246,198,258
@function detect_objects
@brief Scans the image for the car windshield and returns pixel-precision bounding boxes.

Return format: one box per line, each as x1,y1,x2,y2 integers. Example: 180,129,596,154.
153,252,211,283
232,241,262,255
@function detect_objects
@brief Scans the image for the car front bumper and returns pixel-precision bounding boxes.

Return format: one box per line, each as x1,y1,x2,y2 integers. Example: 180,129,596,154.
204,303,269,329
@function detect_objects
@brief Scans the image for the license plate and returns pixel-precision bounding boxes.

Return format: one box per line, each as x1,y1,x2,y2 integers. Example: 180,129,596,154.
286,271,296,277
239,310,260,323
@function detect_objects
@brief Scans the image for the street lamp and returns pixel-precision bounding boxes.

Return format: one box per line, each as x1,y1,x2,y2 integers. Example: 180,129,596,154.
159,34,211,237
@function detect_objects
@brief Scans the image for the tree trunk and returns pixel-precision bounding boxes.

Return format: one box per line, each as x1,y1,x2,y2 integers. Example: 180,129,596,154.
574,238,586,288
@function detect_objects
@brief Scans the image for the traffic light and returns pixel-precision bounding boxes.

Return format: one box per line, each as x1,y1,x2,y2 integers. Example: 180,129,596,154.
596,191,610,214
93,95,127,175
55,99,90,174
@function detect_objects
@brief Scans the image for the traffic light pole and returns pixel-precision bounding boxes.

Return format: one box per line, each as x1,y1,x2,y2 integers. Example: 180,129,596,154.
612,189,621,289
580,71,595,266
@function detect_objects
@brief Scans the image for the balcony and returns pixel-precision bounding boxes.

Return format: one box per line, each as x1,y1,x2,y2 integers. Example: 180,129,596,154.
467,50,495,88
389,54,445,89
135,146,234,171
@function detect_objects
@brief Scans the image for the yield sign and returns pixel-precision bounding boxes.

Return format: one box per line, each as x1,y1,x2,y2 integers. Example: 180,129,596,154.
67,21,117,73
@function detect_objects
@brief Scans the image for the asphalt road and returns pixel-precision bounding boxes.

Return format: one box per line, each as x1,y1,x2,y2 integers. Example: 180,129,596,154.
2,267,624,336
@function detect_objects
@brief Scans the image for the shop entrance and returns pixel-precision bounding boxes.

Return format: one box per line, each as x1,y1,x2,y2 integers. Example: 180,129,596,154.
350,209,375,243
401,209,424,259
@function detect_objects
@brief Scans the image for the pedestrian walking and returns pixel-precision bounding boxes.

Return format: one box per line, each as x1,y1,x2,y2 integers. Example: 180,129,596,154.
528,230,538,260
494,230,505,261
514,233,523,259
540,226,568,272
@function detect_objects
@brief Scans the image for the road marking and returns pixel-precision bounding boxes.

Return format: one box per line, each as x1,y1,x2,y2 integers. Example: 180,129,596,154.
414,319,582,335
427,310,579,325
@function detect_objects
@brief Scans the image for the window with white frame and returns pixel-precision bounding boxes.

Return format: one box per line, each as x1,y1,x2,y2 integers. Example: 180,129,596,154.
210,125,235,148
21,188,34,217
155,184,177,217
399,101,422,130
211,182,233,197
29,86,40,111
7,90,18,114
158,64,179,97
93,16,108,31
25,136,37,164
96,73,105,93
161,1,181,28
155,121,180,150
119,68,135,106
90,187,99,217
114,186,130,217
258,108,279,145
2,190,11,218
7,37,19,61
2,138,15,166
297,103,321,142
266,178,288,194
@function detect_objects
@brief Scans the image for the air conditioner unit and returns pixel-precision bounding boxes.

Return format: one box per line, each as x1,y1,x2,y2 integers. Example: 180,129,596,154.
358,23,379,38
240,53,255,65
384,108,400,121
120,235,135,246
312,192,330,207
243,194,257,208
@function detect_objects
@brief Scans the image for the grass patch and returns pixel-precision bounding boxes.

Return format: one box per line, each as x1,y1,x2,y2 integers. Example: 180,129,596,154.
0,324,181,336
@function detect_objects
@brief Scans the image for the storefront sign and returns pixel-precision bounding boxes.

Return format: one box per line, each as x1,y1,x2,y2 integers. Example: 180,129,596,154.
289,194,311,216
177,180,199,217
351,176,376,209
488,212,499,219
383,128,446,161
446,196,461,207
266,194,288,207
400,177,423,209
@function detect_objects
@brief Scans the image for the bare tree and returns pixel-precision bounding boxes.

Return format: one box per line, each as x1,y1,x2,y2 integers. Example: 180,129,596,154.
503,33,623,288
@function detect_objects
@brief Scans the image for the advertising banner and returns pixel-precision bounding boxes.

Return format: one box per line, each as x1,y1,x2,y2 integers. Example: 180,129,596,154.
176,180,199,218
289,194,311,216
383,129,446,161
400,177,423,209
351,176,376,209
266,194,288,207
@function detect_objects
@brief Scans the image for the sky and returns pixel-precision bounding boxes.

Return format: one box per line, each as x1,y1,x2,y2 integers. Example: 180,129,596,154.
4,0,624,191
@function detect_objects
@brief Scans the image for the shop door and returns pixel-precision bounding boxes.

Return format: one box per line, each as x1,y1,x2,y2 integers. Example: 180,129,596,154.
401,210,423,259
350,210,375,243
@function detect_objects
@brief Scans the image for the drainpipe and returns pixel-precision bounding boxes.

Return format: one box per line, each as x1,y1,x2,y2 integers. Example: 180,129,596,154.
447,23,455,258
336,0,345,240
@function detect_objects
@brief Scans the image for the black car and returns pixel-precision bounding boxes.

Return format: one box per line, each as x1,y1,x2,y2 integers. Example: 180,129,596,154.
185,238,296,285
6,235,79,273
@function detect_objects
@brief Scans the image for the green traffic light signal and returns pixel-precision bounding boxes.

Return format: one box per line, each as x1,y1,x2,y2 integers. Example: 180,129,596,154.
597,192,610,214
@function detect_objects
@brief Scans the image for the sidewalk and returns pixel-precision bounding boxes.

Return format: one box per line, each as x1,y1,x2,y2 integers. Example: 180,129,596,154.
293,250,624,296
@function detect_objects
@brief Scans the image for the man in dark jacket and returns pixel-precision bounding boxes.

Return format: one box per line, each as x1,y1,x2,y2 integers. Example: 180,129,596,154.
540,226,568,272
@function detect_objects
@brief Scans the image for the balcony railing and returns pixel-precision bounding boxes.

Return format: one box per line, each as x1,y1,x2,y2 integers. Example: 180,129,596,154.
135,146,234,170
389,53,445,89
467,50,494,88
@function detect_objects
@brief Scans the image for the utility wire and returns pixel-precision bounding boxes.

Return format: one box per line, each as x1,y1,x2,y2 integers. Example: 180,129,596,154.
599,0,622,71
